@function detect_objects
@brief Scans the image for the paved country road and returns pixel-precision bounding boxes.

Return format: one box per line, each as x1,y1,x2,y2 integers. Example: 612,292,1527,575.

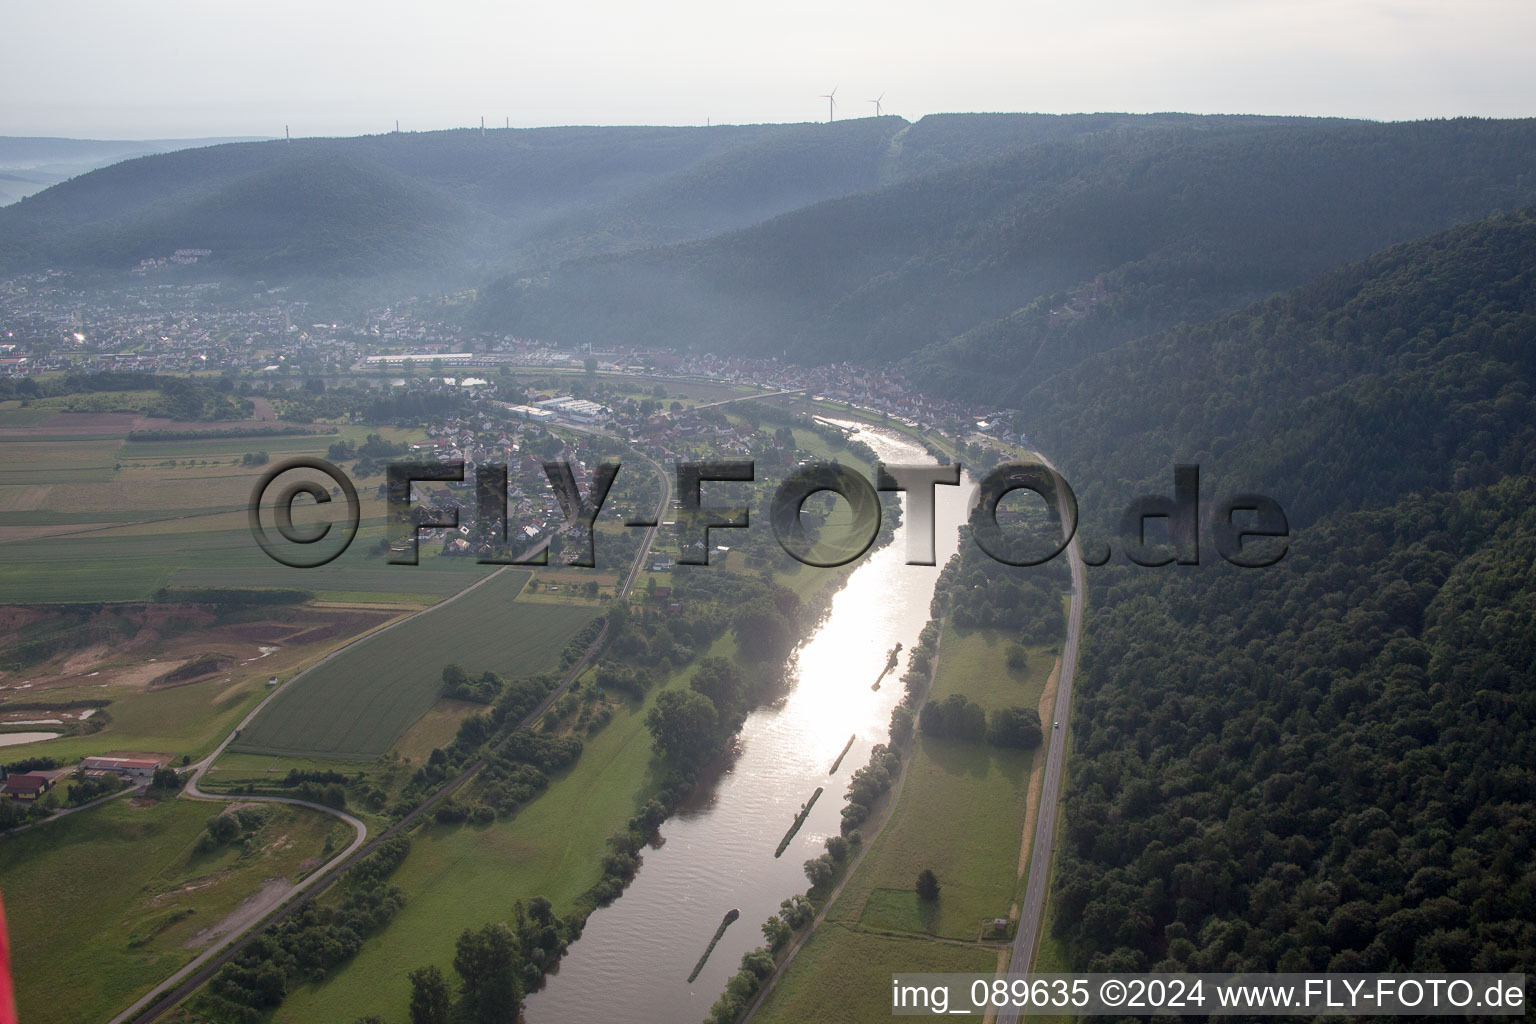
995,451,1087,1024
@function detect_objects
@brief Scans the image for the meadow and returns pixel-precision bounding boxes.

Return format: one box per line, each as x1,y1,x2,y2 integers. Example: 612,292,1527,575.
2,674,266,766
0,795,342,1024
752,926,997,1024
268,643,718,1024
751,628,1052,1023
834,629,1048,941
229,572,600,759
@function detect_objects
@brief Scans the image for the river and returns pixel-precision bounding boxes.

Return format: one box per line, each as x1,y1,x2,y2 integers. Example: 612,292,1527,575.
528,424,975,1022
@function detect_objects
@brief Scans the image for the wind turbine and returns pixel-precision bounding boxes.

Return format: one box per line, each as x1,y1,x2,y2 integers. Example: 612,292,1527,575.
869,93,884,117
821,87,838,123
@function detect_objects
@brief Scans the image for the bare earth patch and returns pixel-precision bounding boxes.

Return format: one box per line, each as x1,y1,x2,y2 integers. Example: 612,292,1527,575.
60,643,114,676
149,871,232,907
0,606,393,696
184,877,294,949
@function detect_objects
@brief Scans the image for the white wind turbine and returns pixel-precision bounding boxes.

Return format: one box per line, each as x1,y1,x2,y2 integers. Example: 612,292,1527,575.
821,87,838,122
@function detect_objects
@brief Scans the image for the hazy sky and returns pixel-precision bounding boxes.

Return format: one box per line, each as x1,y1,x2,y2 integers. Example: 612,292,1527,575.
2,0,1533,138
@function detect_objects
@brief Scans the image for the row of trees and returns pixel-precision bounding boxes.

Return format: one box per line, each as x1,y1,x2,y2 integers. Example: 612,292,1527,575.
918,693,1043,749
200,837,412,1021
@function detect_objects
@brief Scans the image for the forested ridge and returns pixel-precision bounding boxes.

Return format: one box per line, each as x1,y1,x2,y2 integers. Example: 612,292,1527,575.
1021,209,1536,985
0,113,1204,290
476,117,1536,399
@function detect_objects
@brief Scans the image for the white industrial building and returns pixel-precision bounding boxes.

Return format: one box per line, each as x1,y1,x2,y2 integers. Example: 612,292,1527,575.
364,352,477,368
535,396,608,423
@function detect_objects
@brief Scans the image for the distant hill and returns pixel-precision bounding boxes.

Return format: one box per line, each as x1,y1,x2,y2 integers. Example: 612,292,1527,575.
0,113,1368,297
0,120,952,286
473,117,1536,397
0,135,271,206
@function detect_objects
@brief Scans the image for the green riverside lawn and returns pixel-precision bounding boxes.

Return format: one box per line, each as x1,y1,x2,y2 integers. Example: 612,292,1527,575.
752,627,1052,1024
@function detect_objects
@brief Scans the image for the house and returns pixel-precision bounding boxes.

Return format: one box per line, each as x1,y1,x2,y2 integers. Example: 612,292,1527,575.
1,773,51,801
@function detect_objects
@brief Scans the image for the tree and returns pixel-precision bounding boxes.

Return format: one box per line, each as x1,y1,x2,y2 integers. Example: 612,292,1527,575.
917,868,941,902
803,855,835,888
732,598,793,662
919,693,987,741
645,689,717,765
762,915,791,951
987,705,1043,749
689,657,745,717
407,965,451,1024
584,356,598,375
150,766,183,790
430,357,445,378
453,924,522,1024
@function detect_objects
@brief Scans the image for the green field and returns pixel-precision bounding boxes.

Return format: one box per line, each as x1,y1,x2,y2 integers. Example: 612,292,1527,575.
230,572,600,759
0,674,269,766
0,795,342,1024
0,417,463,604
197,751,381,789
753,925,998,1024
0,518,499,603
268,645,724,1023
0,406,53,426
834,630,1048,940
751,629,1052,1022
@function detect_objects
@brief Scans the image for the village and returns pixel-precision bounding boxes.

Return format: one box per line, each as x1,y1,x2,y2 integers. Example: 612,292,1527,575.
0,270,1029,450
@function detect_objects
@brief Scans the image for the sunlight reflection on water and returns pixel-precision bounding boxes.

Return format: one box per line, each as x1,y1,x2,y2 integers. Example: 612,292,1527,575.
528,425,975,1022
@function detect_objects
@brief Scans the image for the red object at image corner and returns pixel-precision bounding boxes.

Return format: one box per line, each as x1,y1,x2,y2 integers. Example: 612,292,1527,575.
0,891,16,1024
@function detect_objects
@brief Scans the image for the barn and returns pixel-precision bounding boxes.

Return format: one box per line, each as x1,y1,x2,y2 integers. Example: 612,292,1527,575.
79,756,165,781
0,774,50,801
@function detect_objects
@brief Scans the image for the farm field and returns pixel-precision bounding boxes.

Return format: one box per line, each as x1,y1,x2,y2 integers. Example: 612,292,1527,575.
229,572,601,759
389,697,487,763
269,641,726,1024
0,795,343,1024
0,602,409,764
0,413,464,604
0,503,493,604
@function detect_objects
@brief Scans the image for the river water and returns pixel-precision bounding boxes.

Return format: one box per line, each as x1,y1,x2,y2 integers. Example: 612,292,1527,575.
528,424,975,1022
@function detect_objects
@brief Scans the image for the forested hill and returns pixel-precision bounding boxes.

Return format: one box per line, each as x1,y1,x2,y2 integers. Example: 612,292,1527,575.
0,112,1230,289
1022,208,1536,978
474,117,1536,398
1021,206,1536,526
